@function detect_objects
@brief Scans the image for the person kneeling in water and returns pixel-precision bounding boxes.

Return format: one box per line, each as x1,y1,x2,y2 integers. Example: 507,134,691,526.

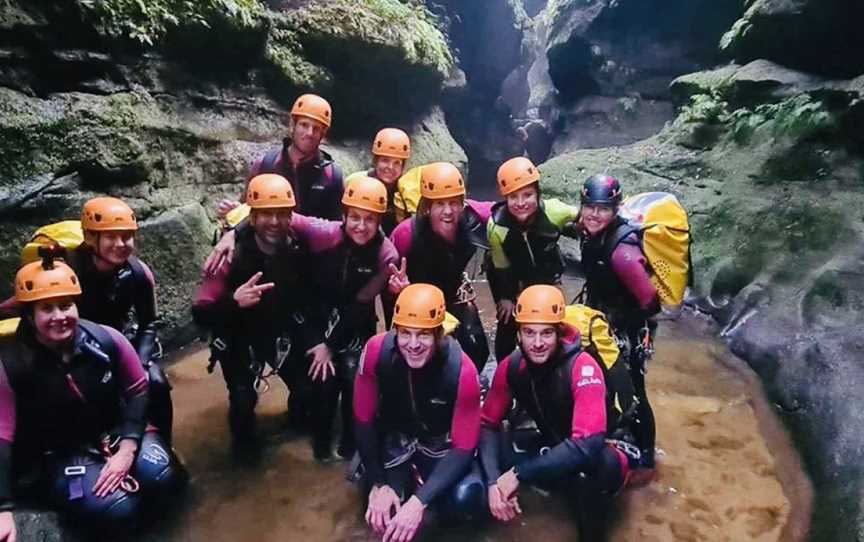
0,250,183,540
480,285,636,541
354,284,484,542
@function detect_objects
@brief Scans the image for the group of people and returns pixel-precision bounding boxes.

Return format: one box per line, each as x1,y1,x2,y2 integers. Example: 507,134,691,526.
0,92,664,541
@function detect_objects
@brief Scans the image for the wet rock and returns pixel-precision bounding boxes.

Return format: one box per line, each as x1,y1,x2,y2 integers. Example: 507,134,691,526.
720,0,864,78
12,509,84,542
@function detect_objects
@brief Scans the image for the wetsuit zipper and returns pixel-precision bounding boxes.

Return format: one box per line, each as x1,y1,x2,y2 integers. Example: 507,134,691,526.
523,231,536,269
530,375,561,443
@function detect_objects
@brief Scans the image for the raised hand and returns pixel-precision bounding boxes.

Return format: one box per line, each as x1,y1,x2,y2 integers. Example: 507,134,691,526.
233,272,275,308
387,257,410,295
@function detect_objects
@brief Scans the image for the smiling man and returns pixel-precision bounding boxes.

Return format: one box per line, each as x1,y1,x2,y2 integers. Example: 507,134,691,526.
479,285,633,542
217,93,344,221
353,283,484,542
193,174,315,459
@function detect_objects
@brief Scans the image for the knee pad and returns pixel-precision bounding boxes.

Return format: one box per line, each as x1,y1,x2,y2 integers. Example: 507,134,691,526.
134,432,187,495
50,453,142,526
440,472,485,522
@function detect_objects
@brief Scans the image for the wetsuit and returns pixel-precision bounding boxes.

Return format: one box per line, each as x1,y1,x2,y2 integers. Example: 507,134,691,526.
249,138,344,220
389,201,494,371
192,225,313,447
0,321,182,527
480,325,631,540
486,199,580,361
353,332,484,519
291,214,398,458
0,244,173,441
580,216,660,467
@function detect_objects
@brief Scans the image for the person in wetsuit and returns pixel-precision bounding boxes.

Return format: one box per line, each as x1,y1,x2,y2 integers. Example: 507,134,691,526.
387,162,492,371
578,174,660,475
0,251,183,540
480,285,635,541
354,283,484,542
345,128,412,235
486,157,580,361
0,197,174,442
292,176,398,461
204,94,345,275
192,174,316,459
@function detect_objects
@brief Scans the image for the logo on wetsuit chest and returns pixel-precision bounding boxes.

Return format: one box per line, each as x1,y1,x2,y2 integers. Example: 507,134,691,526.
356,267,374,275
311,184,325,191
101,370,113,384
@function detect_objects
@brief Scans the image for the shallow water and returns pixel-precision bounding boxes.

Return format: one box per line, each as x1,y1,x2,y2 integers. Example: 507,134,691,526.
148,281,811,542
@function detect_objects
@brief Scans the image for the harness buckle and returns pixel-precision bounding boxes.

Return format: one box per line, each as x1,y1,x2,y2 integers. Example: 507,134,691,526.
64,466,86,476
454,273,477,305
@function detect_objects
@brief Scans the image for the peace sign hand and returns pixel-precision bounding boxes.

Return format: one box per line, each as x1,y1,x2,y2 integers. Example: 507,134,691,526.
233,272,275,308
387,257,410,295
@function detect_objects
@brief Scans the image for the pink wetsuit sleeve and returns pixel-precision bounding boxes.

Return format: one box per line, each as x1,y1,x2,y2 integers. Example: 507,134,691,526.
481,356,514,429
389,219,413,258
570,352,607,440
0,296,21,319
0,363,16,443
610,241,659,312
466,199,495,223
450,356,481,451
104,326,148,398
353,334,384,424
290,213,343,253
194,261,230,308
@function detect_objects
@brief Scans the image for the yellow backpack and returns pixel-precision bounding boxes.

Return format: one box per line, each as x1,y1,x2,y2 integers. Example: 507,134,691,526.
0,318,20,337
393,165,424,222
563,304,637,435
563,304,620,370
616,192,692,308
20,221,84,265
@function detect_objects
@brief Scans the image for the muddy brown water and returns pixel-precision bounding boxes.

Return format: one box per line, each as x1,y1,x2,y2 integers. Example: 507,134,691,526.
148,279,812,542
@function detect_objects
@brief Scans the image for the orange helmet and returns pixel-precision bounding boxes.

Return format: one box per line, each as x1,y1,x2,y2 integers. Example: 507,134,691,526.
291,94,332,129
497,156,540,196
246,174,296,209
420,162,466,200
343,176,388,214
15,257,82,303
393,283,447,329
372,128,411,160
81,197,138,232
515,285,566,324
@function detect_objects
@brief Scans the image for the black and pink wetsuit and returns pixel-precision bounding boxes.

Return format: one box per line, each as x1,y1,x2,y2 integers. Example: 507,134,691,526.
353,332,483,513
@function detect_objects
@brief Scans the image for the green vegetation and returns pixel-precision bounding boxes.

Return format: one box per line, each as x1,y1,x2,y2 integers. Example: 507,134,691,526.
76,0,263,45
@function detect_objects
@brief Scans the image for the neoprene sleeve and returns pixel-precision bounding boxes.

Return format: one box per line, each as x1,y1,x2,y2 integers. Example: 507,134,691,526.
355,421,385,486
415,448,473,505
479,426,503,485
514,433,605,484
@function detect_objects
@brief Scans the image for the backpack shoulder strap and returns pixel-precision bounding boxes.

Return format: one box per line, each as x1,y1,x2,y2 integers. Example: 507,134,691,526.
77,320,118,363
259,148,282,174
441,337,464,406
506,349,523,392
604,221,641,260
126,256,148,286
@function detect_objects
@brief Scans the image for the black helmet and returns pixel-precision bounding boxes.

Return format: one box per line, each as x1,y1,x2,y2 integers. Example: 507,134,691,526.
580,174,622,206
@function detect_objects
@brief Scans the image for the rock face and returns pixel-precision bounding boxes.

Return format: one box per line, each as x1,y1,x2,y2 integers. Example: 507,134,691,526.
540,61,864,540
720,0,864,78
0,0,465,346
527,0,741,155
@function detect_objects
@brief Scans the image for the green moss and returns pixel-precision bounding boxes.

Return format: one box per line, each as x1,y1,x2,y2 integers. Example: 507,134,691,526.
76,0,263,45
283,0,452,77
